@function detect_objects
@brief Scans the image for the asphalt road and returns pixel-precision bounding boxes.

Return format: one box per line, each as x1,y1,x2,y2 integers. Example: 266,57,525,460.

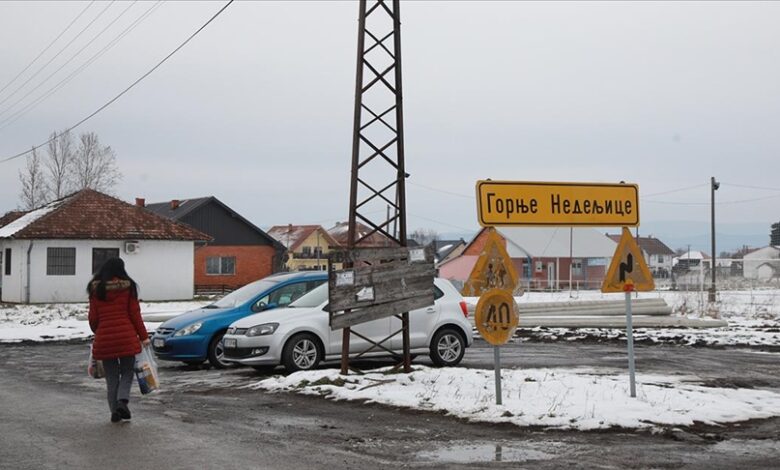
1,339,779,469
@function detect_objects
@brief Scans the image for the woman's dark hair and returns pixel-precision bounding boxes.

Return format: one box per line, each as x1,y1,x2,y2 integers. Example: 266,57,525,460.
87,257,138,301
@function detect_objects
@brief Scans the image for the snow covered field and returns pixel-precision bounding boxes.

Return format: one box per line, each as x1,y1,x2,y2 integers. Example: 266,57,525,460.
470,288,780,348
252,365,780,431
0,300,208,343
0,289,778,346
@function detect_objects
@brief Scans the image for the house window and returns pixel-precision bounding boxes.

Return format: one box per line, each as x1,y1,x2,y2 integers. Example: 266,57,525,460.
571,260,583,276
47,247,76,275
4,248,10,276
535,261,543,272
206,256,236,275
92,248,120,274
302,246,312,257
657,255,664,263
522,261,531,279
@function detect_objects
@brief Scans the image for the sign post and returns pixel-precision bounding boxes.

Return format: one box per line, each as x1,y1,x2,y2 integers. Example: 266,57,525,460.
624,285,636,397
474,288,519,405
602,227,654,397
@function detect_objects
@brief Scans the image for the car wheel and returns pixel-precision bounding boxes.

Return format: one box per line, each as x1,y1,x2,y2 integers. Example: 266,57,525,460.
207,332,232,369
429,328,465,367
282,333,322,372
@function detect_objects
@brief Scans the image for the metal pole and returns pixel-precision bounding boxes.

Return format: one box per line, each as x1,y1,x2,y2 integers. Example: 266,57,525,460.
494,345,502,405
569,227,573,297
709,177,718,302
625,290,636,398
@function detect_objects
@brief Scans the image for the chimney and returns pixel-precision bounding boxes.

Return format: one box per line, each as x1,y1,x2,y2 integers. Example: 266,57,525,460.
171,199,180,210
135,197,145,208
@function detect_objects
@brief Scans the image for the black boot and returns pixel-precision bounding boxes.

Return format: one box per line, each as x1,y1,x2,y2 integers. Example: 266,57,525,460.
111,412,121,423
117,399,131,420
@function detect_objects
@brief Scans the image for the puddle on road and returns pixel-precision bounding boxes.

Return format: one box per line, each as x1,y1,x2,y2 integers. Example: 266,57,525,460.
711,439,780,457
416,441,566,464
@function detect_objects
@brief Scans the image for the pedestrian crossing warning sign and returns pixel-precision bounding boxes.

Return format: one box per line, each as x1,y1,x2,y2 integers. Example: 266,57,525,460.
462,228,519,297
602,227,655,293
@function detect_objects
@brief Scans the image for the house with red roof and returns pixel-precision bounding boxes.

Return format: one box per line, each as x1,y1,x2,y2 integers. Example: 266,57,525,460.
267,224,341,272
0,189,210,303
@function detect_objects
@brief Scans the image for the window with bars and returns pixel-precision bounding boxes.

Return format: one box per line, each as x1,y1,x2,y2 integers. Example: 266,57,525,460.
47,247,76,275
206,256,236,275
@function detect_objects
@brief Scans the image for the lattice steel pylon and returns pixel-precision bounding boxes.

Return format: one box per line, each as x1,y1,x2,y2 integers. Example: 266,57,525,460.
347,0,407,249
341,0,410,373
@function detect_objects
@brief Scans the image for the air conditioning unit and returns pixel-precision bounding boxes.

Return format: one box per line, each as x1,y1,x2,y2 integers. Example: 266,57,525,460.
124,241,140,254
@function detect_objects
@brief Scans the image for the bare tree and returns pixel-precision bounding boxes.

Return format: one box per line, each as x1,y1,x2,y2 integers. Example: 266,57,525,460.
71,132,121,193
45,130,74,200
410,228,439,246
18,147,48,210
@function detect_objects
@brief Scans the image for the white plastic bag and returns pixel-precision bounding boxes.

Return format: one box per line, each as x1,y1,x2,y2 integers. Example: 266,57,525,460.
134,344,159,394
88,344,104,379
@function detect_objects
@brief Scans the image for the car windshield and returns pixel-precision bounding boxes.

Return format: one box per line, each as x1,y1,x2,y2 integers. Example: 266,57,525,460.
208,279,279,309
288,283,328,308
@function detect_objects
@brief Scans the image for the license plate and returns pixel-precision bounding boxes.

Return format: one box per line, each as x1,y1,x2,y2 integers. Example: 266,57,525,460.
153,338,165,348
223,338,237,349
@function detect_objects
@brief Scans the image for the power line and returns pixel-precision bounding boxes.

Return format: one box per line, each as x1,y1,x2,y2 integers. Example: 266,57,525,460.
0,1,162,132
407,181,473,199
642,183,708,198
0,1,115,109
0,0,235,165
644,193,780,205
0,1,95,98
720,182,780,192
0,1,138,121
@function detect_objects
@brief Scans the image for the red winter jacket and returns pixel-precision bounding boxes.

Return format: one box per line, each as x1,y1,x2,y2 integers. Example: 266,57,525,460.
88,279,148,360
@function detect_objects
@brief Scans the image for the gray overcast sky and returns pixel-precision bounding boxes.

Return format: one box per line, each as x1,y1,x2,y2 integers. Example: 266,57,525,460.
1,1,779,251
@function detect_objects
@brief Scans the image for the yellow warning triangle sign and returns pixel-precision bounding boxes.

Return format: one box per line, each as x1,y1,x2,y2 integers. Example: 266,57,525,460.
602,227,655,293
462,227,519,297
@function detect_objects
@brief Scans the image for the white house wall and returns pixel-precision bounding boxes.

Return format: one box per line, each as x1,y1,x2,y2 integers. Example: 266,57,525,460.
743,247,780,280
2,239,194,303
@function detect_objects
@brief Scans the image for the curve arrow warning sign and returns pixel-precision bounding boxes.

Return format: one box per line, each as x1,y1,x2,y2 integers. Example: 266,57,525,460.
602,227,655,293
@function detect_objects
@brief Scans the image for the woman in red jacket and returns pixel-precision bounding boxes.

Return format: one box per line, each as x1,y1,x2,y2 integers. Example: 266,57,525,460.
88,257,149,423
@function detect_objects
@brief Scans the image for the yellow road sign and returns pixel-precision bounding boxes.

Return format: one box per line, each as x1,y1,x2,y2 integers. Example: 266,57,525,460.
476,180,639,227
602,227,655,293
475,289,519,346
462,228,519,297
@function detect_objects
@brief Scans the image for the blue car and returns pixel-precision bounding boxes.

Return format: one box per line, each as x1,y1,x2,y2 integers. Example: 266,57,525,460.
151,272,327,368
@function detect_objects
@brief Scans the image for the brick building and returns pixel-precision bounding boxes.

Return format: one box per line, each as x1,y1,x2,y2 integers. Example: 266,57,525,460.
144,196,283,292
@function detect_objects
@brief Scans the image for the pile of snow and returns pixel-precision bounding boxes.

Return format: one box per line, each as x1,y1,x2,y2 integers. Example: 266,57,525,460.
251,366,780,430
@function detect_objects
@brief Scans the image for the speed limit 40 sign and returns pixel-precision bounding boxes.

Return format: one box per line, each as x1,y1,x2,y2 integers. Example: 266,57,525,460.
475,289,519,346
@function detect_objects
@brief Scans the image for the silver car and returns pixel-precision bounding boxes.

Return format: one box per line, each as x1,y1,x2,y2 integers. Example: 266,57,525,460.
221,278,473,372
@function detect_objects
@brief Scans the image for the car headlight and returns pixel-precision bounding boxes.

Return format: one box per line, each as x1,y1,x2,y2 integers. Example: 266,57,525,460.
246,323,279,337
174,322,203,337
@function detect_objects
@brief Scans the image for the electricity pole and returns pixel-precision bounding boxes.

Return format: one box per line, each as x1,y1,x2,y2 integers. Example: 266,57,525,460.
709,177,719,302
343,0,410,374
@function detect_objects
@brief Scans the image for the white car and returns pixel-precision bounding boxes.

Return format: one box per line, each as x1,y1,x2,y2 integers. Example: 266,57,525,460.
221,278,473,372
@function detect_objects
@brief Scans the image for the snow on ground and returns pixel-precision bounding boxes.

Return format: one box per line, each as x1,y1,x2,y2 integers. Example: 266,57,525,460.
0,290,778,346
251,365,780,431
466,288,780,348
0,300,207,343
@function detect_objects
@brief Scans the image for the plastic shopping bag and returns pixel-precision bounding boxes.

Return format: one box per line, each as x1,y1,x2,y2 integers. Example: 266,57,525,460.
88,344,104,379
134,344,160,394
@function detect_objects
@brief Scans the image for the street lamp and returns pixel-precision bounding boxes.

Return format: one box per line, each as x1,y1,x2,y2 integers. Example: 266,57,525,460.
709,177,719,302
